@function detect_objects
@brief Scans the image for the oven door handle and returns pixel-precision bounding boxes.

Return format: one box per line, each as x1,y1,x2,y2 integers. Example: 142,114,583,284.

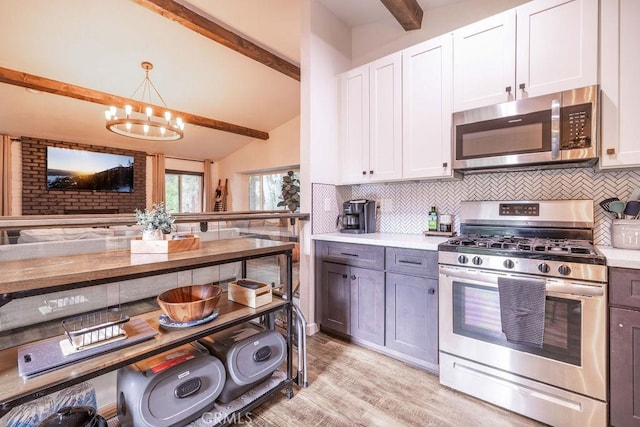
439,266,604,298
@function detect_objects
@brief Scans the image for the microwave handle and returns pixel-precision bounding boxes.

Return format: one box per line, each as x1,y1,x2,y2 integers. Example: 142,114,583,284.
551,99,560,160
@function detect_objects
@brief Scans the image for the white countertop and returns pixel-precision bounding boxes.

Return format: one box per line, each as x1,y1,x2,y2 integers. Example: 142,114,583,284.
311,232,447,251
597,246,640,269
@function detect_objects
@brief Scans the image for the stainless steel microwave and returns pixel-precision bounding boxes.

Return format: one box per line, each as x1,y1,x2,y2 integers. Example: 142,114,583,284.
452,85,599,171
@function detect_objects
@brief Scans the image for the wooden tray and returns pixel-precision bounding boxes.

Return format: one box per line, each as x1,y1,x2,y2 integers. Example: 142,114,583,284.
130,234,200,254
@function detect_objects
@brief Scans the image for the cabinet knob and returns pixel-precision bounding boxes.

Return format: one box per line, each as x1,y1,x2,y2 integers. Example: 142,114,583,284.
369,170,373,174
350,275,356,280
505,86,512,93
442,162,448,168
519,83,526,91
342,274,348,279
428,288,435,295
606,148,616,155
362,171,366,175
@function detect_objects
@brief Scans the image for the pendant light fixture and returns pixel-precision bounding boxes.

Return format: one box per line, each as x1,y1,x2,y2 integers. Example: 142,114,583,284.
104,61,184,141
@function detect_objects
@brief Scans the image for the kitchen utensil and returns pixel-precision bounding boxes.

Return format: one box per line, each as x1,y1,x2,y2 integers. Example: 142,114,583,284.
609,200,627,219
600,197,621,214
624,200,640,218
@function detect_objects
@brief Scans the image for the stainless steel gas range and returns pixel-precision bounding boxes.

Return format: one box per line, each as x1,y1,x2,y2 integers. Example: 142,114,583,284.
438,200,607,426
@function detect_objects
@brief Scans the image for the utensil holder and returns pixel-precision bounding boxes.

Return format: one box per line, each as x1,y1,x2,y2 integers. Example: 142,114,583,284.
611,220,640,250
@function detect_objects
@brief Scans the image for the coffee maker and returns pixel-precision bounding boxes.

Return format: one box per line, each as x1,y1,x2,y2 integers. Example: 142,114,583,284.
337,199,376,234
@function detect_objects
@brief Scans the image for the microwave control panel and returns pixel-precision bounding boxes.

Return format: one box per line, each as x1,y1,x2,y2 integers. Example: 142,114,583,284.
561,103,592,149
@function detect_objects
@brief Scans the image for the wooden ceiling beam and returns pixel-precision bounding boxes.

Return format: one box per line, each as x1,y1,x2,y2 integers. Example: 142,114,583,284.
131,0,301,81
380,0,424,31
0,66,269,140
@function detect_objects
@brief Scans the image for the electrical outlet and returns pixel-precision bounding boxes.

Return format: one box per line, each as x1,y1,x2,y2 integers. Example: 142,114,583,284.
324,198,332,212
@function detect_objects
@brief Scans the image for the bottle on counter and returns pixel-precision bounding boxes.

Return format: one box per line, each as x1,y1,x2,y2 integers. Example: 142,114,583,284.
428,206,438,231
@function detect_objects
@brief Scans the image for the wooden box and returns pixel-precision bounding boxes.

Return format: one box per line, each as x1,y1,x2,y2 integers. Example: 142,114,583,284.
130,234,200,254
228,279,272,308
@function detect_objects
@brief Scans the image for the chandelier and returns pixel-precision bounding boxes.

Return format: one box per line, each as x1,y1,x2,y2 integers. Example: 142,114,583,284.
104,61,185,141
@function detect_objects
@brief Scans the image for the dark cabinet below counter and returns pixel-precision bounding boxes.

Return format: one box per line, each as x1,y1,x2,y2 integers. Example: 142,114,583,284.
609,267,640,427
315,241,439,372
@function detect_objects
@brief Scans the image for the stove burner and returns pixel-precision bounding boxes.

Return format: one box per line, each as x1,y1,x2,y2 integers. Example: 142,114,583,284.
443,236,598,256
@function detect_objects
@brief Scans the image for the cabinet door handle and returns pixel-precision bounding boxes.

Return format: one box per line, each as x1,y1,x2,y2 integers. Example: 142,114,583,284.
519,83,526,91
398,259,422,266
369,170,374,174
342,274,348,278
428,288,436,295
340,252,359,257
606,148,616,155
350,275,356,280
505,86,512,93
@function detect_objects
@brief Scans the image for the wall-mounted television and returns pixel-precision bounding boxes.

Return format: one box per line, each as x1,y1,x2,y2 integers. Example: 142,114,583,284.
46,147,134,192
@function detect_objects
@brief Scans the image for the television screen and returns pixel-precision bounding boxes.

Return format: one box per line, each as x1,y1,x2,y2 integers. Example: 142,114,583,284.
46,147,134,192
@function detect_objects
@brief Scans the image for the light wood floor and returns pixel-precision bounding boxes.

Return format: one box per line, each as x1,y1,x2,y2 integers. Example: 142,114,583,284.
246,332,545,427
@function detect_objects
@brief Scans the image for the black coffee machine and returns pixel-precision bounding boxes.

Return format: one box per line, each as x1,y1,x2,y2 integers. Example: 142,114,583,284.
337,199,376,234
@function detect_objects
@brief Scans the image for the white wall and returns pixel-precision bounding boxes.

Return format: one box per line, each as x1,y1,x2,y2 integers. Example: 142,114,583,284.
351,0,529,67
215,116,300,211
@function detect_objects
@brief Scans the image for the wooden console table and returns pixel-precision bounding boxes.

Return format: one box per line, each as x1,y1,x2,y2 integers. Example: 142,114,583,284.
0,238,295,420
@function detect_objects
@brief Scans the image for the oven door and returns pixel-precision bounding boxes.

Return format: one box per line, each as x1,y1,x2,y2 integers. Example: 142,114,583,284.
439,265,607,401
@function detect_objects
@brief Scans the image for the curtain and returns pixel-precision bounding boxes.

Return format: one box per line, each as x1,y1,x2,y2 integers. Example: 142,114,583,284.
1,134,12,216
151,153,165,207
203,159,212,212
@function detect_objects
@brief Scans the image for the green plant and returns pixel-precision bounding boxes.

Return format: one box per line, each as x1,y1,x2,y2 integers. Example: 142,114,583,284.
134,202,175,233
277,171,300,212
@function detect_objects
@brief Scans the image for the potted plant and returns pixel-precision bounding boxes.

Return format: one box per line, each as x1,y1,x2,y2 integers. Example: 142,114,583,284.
277,171,300,223
134,202,175,240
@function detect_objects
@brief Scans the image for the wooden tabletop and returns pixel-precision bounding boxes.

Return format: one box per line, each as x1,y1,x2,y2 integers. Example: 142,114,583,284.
0,238,294,297
0,295,288,412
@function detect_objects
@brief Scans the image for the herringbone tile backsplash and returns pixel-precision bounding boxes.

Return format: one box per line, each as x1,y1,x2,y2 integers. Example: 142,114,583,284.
312,167,640,246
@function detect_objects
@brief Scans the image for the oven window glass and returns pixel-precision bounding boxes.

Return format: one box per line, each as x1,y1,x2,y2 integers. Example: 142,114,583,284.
452,282,581,366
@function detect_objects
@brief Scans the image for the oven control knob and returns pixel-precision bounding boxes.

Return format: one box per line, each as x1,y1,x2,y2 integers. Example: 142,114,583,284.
457,255,468,264
472,256,483,266
538,263,551,273
558,264,572,276
503,259,515,269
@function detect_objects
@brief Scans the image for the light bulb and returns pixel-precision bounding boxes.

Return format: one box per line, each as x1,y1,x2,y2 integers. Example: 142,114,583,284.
164,111,171,122
125,122,132,131
143,124,149,134
104,110,111,120
125,105,132,117
109,106,117,117
160,127,166,135
176,117,184,130
145,106,153,118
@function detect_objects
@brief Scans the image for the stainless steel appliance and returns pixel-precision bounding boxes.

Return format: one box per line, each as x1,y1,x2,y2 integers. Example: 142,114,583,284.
453,85,599,171
337,199,376,234
438,200,607,426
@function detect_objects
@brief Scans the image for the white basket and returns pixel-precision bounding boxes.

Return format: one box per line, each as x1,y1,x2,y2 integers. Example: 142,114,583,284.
611,220,640,250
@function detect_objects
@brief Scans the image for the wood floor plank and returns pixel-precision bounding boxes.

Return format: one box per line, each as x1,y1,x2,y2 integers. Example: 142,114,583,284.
246,332,545,427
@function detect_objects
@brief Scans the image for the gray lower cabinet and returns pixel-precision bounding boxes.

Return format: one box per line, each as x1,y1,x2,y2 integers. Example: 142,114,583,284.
609,267,640,427
316,240,439,370
350,266,385,345
385,272,438,364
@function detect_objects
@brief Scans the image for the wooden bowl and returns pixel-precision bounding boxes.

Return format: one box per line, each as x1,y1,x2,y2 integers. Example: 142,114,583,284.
157,284,222,323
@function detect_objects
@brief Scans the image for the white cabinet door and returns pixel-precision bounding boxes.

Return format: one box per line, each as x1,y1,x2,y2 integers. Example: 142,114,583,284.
452,10,516,112
600,0,640,169
402,35,454,179
516,0,597,99
369,53,403,182
339,65,370,184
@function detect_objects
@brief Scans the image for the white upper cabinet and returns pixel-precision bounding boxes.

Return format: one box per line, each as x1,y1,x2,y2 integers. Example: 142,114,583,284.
402,35,455,180
453,0,597,112
600,0,640,169
339,53,402,185
516,0,598,99
452,10,516,111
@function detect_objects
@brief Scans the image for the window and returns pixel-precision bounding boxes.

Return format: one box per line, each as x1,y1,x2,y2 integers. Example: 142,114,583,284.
165,171,203,213
249,170,300,211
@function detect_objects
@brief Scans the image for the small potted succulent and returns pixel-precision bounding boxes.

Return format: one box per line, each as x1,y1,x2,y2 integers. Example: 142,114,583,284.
134,202,175,240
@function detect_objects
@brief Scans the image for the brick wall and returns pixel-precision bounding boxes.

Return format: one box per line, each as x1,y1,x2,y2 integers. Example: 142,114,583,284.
21,137,146,215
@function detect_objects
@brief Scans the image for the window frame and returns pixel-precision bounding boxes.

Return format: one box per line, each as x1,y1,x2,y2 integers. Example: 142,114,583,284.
165,169,204,213
248,169,300,211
